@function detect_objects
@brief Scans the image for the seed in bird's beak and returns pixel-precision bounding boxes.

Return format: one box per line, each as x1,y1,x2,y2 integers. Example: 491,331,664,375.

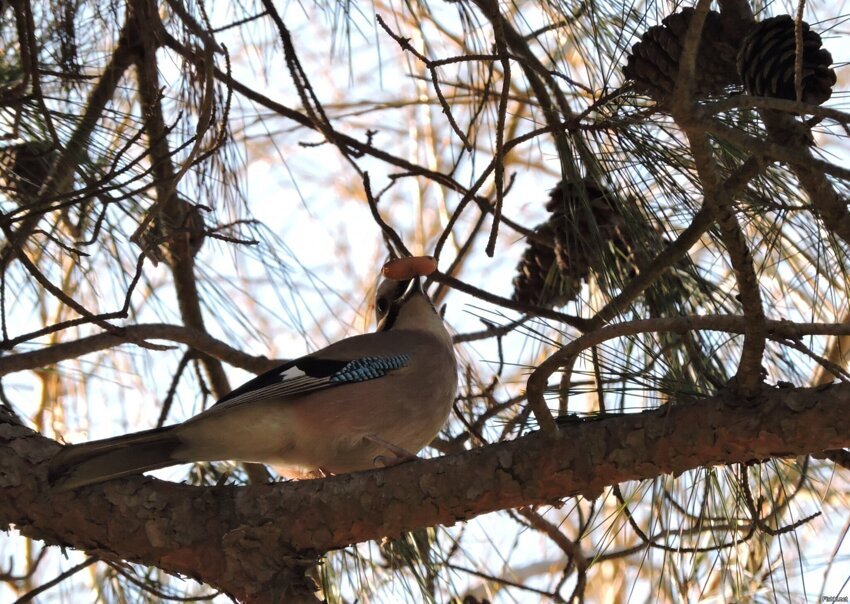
382,255,438,280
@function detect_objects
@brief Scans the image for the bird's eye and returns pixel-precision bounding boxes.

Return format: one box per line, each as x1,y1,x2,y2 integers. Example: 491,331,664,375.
376,297,389,314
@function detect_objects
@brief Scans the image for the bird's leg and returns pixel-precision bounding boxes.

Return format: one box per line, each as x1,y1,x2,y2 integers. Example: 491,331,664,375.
365,434,419,468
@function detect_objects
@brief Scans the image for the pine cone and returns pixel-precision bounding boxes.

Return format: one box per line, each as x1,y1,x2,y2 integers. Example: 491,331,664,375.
512,180,628,307
623,8,740,104
138,196,207,266
169,197,207,260
511,221,581,307
0,140,54,204
547,180,629,279
737,15,836,105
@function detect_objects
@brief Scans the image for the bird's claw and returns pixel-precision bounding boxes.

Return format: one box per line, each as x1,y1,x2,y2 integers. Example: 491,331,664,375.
366,433,420,468
372,453,418,468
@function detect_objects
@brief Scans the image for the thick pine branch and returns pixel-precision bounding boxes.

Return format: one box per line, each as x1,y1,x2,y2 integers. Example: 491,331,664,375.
2,383,850,599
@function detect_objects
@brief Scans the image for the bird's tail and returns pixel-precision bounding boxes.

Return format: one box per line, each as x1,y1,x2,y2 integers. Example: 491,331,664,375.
48,426,185,491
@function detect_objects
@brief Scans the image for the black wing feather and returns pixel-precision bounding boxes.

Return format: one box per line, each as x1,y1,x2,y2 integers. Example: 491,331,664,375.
215,356,349,407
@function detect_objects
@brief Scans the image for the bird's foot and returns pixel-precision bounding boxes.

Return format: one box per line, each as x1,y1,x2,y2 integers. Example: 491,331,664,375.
365,434,419,468
373,454,419,468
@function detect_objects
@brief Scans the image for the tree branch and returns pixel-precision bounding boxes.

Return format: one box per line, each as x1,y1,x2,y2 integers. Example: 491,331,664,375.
3,383,850,599
0,323,275,376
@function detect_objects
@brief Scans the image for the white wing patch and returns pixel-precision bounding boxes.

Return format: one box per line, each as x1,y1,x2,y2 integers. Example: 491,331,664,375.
213,355,411,410
279,366,307,380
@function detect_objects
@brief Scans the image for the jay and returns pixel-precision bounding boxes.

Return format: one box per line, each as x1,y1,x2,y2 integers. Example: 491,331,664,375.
49,266,457,490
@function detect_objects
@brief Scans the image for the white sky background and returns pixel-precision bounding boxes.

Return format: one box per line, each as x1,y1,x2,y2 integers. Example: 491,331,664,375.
2,0,850,601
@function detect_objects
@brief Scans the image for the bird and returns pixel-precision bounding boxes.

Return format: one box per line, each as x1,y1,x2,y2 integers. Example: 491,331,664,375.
48,272,457,491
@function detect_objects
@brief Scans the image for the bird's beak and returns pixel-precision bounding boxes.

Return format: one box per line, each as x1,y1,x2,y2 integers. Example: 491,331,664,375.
401,276,423,301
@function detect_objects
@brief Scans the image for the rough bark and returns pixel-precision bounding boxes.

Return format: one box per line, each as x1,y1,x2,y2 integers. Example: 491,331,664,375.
2,382,848,600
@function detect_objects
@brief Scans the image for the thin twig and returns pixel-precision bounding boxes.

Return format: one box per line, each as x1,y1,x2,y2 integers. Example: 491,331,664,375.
13,557,96,604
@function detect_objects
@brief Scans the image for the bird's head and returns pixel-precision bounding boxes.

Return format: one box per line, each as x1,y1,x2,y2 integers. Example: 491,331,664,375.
375,277,445,336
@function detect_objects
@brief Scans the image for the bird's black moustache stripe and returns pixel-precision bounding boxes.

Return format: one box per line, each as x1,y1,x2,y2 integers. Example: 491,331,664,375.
379,279,414,331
